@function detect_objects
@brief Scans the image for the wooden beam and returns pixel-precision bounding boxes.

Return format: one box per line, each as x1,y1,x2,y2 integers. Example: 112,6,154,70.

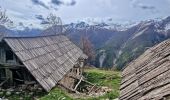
15,71,22,79
24,81,36,85
74,76,83,90
93,86,101,92
0,63,25,67
88,84,96,94
68,75,81,80
83,80,95,86
14,78,24,82
69,75,94,86
0,63,25,69
0,78,9,86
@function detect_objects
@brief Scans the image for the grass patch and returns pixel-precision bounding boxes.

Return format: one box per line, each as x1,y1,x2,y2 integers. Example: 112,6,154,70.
2,68,121,100
40,68,121,100
83,68,121,100
39,88,72,100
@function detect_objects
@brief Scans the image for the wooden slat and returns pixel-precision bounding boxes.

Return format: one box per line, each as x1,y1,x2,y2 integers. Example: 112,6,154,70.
120,39,170,99
4,35,87,92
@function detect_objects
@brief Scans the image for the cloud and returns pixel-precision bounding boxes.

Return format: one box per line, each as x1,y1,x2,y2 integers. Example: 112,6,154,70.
130,0,157,11
51,0,76,6
35,14,50,25
35,15,50,25
2,0,169,29
137,3,156,10
69,0,76,6
35,14,44,20
51,0,63,6
19,22,24,26
31,0,49,9
130,0,138,4
40,20,50,24
30,0,76,11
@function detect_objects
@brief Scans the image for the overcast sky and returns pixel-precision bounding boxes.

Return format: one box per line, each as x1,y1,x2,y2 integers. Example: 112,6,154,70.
0,0,170,28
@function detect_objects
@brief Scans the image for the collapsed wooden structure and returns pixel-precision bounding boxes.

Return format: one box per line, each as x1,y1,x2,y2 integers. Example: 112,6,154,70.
0,34,88,92
120,39,170,100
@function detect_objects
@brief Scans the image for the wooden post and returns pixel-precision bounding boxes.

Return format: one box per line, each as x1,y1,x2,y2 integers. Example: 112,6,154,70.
74,76,83,91
78,58,84,76
77,68,80,76
5,69,13,85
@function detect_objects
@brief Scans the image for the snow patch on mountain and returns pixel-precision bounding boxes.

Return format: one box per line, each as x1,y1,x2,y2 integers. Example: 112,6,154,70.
132,27,148,39
165,23,170,31
64,20,139,32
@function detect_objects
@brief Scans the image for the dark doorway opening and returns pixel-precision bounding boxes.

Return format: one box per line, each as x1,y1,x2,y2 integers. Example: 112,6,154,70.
6,50,14,61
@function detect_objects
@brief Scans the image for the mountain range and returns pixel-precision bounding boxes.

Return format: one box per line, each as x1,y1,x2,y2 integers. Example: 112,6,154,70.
1,16,170,70
62,16,170,69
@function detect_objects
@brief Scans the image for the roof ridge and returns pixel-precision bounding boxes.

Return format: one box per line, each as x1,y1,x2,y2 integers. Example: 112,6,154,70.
3,33,66,39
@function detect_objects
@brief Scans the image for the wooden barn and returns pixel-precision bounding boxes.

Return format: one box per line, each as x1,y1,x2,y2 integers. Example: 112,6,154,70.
0,34,87,92
120,39,170,100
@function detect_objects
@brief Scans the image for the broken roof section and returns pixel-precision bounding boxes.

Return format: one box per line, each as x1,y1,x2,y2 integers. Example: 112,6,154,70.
120,39,170,100
3,35,87,92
